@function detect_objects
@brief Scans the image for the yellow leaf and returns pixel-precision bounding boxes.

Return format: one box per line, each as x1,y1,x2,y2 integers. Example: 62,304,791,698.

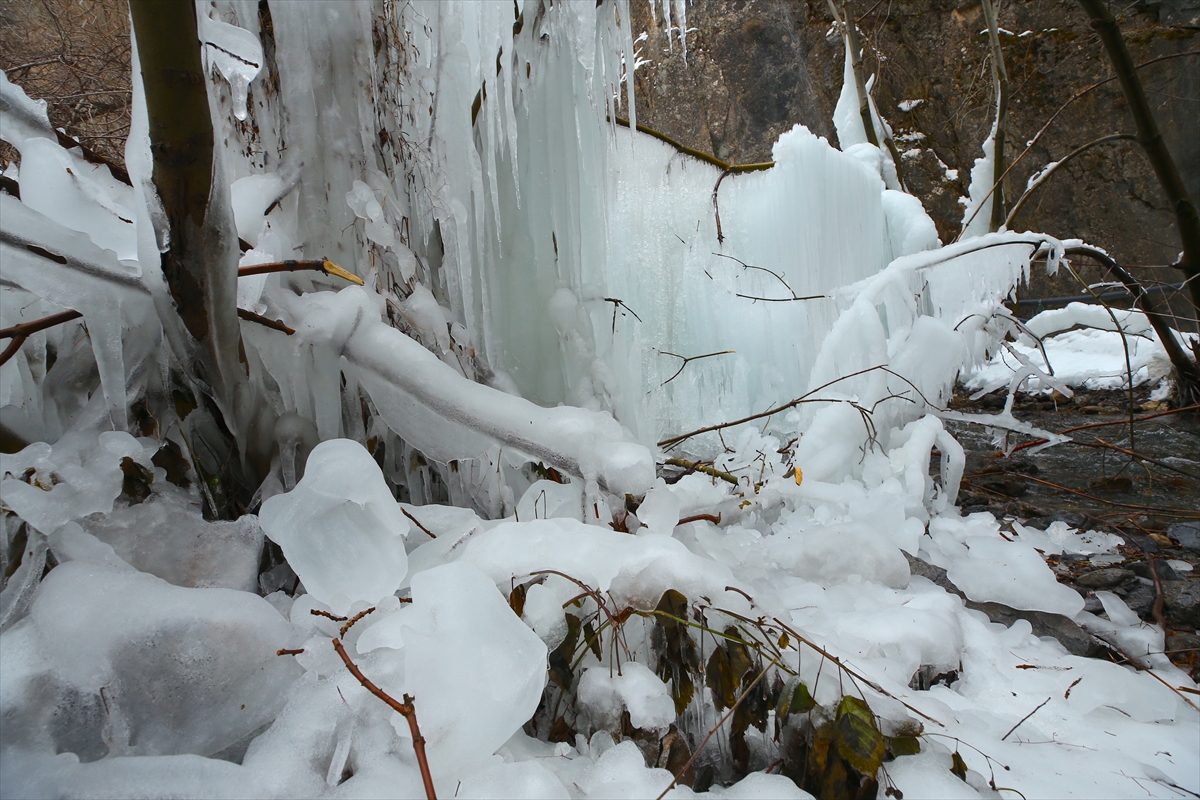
793,466,803,485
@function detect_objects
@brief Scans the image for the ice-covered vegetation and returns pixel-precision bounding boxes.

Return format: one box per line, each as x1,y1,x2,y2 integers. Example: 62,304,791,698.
1,2,1196,799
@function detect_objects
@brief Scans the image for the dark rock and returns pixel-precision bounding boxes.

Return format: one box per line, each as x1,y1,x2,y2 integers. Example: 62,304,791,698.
1088,476,1133,493
1123,534,1160,554
1121,583,1156,618
1128,560,1182,582
1167,522,1200,554
1163,581,1200,628
1083,596,1104,614
1048,511,1089,529
1165,632,1200,658
903,553,1101,657
966,601,1102,658
1075,568,1136,589
981,477,1027,498
904,554,956,593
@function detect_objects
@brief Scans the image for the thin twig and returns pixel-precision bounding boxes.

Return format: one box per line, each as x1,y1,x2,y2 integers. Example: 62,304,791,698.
237,258,365,286
339,606,377,638
611,117,774,174
237,308,294,334
1094,437,1198,480
0,308,84,366
1148,556,1166,631
331,638,437,799
677,512,722,525
658,349,735,386
712,252,824,302
1001,696,1050,741
663,457,740,486
401,507,436,538
659,363,891,447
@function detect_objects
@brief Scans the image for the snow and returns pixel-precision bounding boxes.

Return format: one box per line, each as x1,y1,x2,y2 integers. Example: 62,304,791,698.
1,3,1198,798
578,661,677,732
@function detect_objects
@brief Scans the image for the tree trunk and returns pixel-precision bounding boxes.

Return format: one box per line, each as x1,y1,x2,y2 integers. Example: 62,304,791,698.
129,0,256,518
1078,0,1200,315
982,0,1008,232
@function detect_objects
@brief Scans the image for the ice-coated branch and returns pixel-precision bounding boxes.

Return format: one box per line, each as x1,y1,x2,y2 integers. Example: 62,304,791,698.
344,321,655,497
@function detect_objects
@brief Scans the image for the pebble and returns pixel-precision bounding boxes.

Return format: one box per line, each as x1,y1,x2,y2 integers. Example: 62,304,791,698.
1164,581,1200,628
1165,632,1200,657
1128,560,1182,582
1167,521,1200,554
1076,568,1136,589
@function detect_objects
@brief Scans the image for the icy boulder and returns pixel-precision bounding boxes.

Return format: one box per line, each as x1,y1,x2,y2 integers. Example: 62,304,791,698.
0,562,298,760
400,561,548,778
259,439,408,614
79,486,263,592
0,431,152,535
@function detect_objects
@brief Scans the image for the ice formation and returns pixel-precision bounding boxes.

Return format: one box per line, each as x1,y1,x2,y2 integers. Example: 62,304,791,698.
1,2,1197,799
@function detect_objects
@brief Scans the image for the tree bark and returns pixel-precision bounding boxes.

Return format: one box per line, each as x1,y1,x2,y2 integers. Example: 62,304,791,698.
982,0,1008,232
129,0,255,518
1078,0,1200,314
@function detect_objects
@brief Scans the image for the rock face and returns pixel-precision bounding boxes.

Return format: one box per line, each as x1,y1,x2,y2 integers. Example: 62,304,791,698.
629,0,1199,323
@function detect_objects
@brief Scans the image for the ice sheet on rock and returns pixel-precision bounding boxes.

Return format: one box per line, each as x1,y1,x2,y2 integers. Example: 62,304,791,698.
456,759,570,800
79,485,263,592
2,561,298,759
1011,520,1122,557
0,431,152,535
925,514,1084,617
767,515,911,590
577,661,676,732
399,561,548,778
260,439,409,615
457,517,739,608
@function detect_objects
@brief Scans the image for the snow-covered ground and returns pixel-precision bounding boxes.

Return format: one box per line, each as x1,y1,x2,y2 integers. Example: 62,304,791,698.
966,302,1197,396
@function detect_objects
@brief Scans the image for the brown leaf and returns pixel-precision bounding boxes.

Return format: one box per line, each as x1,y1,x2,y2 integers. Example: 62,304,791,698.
508,583,527,618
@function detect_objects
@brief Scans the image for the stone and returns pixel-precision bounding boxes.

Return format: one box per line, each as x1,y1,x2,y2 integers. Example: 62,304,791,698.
904,553,1100,657
1128,560,1182,582
1048,511,1089,529
1167,522,1200,554
966,600,1102,657
1165,632,1200,658
1163,581,1200,629
1121,583,1156,619
1075,568,1136,589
